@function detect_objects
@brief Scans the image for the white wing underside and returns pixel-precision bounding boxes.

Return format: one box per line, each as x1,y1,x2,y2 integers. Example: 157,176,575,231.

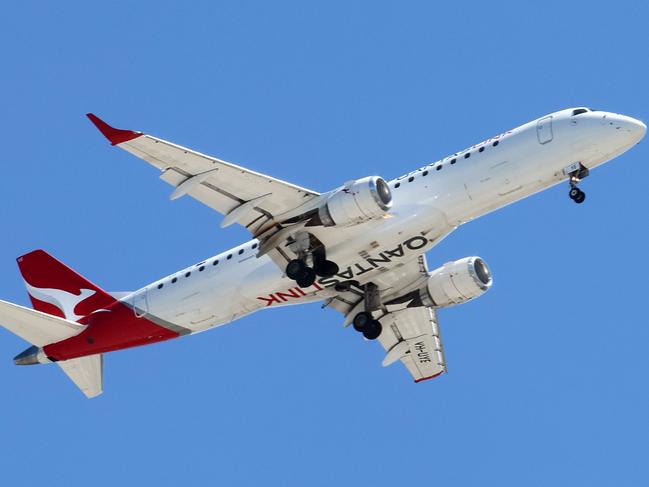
118,135,320,235
327,255,448,382
379,307,447,382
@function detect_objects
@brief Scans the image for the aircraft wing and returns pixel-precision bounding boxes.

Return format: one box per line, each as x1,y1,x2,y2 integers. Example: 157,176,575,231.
87,114,320,235
378,306,447,382
326,255,448,382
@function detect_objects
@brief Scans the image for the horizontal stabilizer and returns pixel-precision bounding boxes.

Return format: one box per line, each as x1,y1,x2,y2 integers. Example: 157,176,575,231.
0,299,85,347
58,354,103,398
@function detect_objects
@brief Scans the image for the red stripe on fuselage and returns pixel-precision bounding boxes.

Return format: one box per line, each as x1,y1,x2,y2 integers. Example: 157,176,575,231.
44,300,180,361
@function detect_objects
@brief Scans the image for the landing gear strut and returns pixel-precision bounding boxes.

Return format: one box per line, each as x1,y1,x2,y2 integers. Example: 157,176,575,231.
565,162,589,204
351,283,383,340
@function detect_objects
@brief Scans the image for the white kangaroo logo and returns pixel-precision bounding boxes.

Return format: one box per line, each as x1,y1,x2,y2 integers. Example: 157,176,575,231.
25,282,95,322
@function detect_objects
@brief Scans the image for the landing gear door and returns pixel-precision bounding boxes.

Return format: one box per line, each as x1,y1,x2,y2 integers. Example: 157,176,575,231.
133,290,148,318
537,116,553,144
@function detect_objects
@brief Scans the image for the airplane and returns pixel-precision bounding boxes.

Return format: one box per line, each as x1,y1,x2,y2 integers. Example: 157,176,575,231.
0,107,644,398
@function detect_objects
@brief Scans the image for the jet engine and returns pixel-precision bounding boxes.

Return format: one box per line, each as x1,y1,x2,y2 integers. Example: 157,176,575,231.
317,176,392,227
423,256,493,308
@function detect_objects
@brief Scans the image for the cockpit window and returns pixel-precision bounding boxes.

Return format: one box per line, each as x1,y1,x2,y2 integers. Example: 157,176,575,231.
572,108,589,116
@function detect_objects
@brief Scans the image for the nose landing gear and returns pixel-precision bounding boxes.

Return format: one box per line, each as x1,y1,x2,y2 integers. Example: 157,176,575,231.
564,162,589,204
569,186,586,204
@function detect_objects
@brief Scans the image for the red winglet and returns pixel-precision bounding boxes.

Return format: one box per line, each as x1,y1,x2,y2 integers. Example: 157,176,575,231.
414,370,445,383
86,113,143,146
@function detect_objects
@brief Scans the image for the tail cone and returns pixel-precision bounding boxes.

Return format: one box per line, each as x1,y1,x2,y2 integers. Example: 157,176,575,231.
14,346,51,365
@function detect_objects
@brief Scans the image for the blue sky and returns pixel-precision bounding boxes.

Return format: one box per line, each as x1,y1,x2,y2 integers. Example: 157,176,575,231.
1,1,648,485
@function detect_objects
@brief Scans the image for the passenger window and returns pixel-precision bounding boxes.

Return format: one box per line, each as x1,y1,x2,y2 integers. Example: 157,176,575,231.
227,254,232,260
408,176,414,182
213,259,219,266
394,182,400,188
171,277,177,283
492,140,499,147
199,266,205,271
436,165,442,171
238,249,244,255
185,272,191,278
464,153,471,159
479,147,484,152
422,170,428,176
450,158,457,164
157,283,163,289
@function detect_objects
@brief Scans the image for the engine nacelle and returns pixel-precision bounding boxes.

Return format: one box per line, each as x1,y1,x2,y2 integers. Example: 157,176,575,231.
423,256,493,308
318,176,392,227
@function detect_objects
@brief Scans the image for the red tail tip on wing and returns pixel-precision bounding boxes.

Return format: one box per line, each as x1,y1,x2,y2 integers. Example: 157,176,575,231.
86,113,142,146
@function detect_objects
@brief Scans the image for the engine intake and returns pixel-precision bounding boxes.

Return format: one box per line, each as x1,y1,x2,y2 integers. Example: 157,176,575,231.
423,256,493,308
318,176,392,227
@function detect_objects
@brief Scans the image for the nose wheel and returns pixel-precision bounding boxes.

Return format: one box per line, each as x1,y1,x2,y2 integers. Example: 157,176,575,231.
569,186,586,204
565,162,589,205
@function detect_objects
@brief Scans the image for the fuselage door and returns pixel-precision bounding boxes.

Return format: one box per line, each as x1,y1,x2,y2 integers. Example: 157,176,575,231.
133,290,148,318
537,116,553,144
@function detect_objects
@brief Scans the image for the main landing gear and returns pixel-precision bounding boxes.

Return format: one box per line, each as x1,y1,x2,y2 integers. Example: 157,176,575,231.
285,246,339,288
352,311,382,340
351,282,383,340
566,162,589,204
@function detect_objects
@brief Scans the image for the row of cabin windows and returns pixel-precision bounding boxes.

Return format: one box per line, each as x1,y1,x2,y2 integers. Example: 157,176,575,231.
155,242,259,289
393,139,500,188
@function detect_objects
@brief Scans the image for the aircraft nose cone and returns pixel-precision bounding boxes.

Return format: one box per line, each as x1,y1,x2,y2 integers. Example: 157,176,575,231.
618,115,646,143
632,118,647,140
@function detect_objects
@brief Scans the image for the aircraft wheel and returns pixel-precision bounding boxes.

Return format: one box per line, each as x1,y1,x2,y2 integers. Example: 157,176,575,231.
296,267,317,288
314,259,339,278
574,190,586,204
286,259,308,280
362,320,382,340
569,187,581,200
352,311,373,332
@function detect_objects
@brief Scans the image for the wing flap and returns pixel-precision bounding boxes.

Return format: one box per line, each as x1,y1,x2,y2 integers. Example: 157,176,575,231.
0,299,85,347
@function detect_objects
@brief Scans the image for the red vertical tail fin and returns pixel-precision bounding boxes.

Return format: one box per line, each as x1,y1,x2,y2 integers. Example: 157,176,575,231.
16,250,116,323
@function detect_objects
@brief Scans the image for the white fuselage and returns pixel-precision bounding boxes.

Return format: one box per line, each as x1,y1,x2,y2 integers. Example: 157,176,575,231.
125,108,646,334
